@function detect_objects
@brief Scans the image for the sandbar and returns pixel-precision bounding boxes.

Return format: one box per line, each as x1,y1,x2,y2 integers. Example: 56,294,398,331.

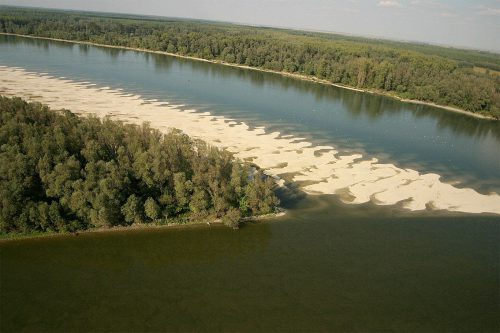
1,66,499,215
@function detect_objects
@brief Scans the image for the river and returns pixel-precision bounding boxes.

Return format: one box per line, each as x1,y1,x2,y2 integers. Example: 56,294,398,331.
0,35,499,332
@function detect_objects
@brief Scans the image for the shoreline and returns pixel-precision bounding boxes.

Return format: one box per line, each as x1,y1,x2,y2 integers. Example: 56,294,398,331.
1,32,495,121
0,210,287,243
0,222,212,243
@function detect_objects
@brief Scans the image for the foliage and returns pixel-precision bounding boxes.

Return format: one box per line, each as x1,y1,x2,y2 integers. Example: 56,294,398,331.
0,7,499,116
221,208,241,229
0,96,279,234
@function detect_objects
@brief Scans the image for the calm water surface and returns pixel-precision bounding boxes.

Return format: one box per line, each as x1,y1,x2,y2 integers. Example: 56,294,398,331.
0,36,499,332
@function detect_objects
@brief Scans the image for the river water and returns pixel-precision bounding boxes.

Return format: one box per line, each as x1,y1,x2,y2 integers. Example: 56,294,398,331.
0,35,499,332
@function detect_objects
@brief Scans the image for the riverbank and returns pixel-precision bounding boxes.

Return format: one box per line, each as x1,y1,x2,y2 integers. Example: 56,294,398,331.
0,222,215,243
1,33,495,121
0,209,287,243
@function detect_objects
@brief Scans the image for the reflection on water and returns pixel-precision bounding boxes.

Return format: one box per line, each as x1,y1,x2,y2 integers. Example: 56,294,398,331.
77,43,89,54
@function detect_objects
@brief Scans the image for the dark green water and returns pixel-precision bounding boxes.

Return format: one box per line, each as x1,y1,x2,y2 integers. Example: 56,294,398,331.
0,36,499,332
1,198,499,332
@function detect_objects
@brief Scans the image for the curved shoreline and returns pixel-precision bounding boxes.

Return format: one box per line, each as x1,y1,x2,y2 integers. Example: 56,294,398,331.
1,32,495,121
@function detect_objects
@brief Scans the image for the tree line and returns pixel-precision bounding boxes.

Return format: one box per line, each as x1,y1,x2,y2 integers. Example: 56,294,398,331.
0,96,279,235
0,7,499,118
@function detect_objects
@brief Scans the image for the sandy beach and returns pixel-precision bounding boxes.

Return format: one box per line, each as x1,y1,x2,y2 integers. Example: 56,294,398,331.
1,66,499,214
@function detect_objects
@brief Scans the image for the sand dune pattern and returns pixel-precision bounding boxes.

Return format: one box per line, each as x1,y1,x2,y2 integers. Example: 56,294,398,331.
1,66,499,214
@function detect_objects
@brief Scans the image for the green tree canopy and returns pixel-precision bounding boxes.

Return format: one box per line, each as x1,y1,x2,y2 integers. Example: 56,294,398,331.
0,96,279,235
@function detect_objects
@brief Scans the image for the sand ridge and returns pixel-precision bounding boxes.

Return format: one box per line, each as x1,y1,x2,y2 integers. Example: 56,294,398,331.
1,66,499,214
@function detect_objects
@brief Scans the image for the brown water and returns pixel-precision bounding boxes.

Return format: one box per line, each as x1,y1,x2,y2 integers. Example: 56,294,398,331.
1,197,499,332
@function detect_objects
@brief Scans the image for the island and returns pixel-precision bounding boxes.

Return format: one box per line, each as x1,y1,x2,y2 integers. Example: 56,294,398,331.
0,96,279,238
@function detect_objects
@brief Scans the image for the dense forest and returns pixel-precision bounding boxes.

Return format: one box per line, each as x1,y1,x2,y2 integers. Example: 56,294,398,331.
0,7,500,118
1,7,499,117
0,96,279,235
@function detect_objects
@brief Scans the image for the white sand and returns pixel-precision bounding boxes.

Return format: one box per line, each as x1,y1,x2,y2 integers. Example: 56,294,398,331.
1,66,499,215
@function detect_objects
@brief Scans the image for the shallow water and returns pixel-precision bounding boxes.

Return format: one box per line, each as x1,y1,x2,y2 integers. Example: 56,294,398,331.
0,35,499,332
